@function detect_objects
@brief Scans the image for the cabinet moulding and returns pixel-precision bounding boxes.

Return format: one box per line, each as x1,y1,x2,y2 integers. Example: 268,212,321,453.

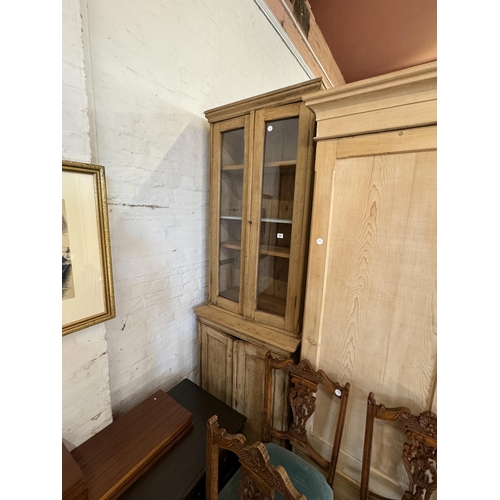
205,77,324,123
195,304,301,357
304,61,437,140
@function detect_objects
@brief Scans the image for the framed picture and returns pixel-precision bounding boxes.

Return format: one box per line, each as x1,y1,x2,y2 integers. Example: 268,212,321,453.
62,160,116,336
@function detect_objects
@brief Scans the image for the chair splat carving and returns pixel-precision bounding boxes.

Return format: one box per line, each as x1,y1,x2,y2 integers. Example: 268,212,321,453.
360,393,437,500
288,376,317,442
206,415,306,500
263,353,350,487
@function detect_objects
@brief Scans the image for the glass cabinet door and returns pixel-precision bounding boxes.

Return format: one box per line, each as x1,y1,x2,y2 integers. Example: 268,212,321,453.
215,118,248,309
255,115,299,318
210,102,314,331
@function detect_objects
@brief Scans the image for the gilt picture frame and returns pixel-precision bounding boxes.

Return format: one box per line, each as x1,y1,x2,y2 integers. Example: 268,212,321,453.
62,160,115,336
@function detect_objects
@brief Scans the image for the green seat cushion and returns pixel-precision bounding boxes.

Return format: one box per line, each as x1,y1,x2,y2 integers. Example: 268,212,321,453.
219,442,333,500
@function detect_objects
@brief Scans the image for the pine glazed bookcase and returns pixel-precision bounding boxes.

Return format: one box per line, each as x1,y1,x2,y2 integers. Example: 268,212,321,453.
195,78,324,443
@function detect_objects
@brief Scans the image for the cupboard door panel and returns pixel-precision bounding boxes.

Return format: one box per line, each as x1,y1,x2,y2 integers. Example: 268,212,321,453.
200,324,234,406
233,341,267,444
233,342,288,445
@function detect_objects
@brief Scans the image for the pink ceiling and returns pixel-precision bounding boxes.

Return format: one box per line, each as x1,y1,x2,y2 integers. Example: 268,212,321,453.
308,0,437,83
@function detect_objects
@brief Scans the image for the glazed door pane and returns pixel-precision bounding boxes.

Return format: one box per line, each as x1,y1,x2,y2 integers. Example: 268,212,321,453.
256,117,299,317
219,128,245,303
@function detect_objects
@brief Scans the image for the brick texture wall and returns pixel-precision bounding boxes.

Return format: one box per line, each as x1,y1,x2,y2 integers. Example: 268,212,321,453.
62,0,311,445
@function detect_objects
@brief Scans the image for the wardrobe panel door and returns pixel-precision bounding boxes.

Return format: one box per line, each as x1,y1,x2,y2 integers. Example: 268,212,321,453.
303,137,436,498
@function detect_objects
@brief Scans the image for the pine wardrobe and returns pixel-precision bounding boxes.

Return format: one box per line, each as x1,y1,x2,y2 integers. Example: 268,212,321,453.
301,62,437,498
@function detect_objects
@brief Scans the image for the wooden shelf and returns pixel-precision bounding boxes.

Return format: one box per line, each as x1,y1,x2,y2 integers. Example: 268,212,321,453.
220,215,242,221
221,241,289,258
219,257,236,266
257,293,286,317
261,217,292,224
220,286,240,302
264,160,296,168
259,244,290,259
222,160,296,172
220,240,290,259
221,164,244,171
221,240,242,251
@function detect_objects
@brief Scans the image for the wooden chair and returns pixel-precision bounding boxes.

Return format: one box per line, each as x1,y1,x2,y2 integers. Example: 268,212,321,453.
210,353,350,499
207,415,307,499
360,392,437,500
263,353,350,486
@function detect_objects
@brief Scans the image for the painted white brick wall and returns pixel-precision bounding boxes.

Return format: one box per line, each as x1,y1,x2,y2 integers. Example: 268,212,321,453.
62,0,113,449
63,0,310,425
62,325,113,449
62,0,92,163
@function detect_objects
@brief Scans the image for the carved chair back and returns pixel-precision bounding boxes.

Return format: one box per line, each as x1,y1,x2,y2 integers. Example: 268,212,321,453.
360,392,437,500
262,353,350,487
206,415,307,500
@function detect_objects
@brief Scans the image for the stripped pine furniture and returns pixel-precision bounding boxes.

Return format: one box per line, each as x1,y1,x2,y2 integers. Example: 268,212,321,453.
360,393,437,500
262,353,350,486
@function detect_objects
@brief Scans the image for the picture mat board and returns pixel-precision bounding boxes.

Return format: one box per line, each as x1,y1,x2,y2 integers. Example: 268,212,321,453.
62,169,105,326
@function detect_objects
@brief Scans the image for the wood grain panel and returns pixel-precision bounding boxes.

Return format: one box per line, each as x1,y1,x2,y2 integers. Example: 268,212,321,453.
312,149,436,494
233,341,288,445
336,125,437,159
63,443,89,500
300,139,338,363
233,341,268,444
316,100,436,140
201,324,234,406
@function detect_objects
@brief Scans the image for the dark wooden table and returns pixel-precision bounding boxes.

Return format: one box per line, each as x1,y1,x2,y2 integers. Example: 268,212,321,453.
117,378,246,500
